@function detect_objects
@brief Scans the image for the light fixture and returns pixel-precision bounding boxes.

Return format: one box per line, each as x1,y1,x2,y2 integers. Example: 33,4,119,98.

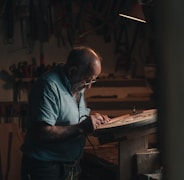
119,2,146,23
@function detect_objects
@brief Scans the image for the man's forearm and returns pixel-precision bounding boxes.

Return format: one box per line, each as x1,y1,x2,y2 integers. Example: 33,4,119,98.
35,123,85,142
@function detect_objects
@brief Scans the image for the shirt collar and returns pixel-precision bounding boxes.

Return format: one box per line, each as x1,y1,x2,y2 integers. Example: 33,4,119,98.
56,65,73,95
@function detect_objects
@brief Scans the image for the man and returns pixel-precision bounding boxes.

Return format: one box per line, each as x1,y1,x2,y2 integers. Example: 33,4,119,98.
21,46,110,180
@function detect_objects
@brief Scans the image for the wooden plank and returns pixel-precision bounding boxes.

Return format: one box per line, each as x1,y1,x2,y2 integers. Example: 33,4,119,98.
0,123,23,180
96,109,157,130
95,110,157,133
0,124,14,180
7,131,23,180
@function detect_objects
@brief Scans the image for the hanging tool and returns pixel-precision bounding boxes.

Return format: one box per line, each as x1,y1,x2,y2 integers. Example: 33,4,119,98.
2,0,14,44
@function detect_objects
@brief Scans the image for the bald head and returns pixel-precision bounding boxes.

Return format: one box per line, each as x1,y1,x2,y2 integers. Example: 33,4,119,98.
65,46,102,77
64,46,102,93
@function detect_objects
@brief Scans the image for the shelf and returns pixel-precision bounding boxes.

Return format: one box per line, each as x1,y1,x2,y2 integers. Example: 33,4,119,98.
93,78,148,87
86,97,155,111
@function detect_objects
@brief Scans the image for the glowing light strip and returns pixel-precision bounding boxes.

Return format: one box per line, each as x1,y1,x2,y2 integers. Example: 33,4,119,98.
119,13,146,23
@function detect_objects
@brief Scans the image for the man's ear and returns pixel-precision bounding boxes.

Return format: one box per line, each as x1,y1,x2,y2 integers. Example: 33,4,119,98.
68,66,78,76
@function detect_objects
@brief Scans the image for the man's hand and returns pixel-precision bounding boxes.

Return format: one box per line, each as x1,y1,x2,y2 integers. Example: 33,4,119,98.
78,113,110,133
90,113,110,129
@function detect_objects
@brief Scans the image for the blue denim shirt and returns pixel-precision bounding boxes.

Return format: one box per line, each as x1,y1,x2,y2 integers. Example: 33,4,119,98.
22,65,90,163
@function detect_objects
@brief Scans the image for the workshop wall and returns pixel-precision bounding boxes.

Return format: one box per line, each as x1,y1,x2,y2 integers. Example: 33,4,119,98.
0,0,155,102
0,25,151,101
0,21,118,101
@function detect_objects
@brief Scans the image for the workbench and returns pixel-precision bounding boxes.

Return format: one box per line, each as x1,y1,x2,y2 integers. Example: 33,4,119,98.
94,110,157,180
